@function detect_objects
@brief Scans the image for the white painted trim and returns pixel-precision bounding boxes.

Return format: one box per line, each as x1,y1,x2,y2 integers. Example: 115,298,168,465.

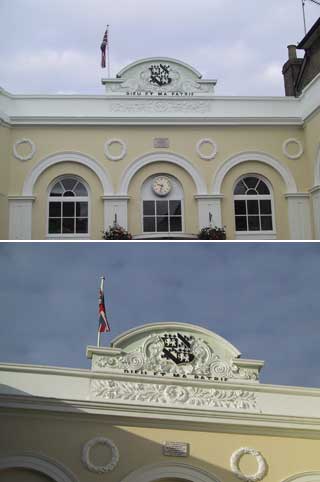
119,152,207,195
104,138,127,161
0,454,79,482
282,473,320,482
13,138,36,161
120,462,220,482
22,151,114,196
314,144,320,186
282,138,303,160
212,151,298,194
196,138,218,160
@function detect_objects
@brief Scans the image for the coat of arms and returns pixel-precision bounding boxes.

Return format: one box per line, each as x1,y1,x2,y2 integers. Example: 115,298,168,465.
149,64,172,86
161,333,195,365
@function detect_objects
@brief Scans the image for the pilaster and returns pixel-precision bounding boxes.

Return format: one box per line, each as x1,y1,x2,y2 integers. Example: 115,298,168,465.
8,196,35,240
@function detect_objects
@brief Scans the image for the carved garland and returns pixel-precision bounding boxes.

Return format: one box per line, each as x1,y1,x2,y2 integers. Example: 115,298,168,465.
104,139,127,161
230,447,267,481
82,437,120,473
196,138,217,160
282,138,303,160
13,138,36,161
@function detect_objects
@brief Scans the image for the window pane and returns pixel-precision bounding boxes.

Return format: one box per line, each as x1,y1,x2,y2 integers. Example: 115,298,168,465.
62,178,77,191
63,203,75,217
248,216,260,231
143,201,155,216
234,180,247,195
143,217,155,232
169,200,181,215
234,200,246,215
50,182,63,196
260,200,272,214
63,191,75,197
247,199,259,214
261,216,273,231
247,188,257,195
256,180,270,194
48,218,61,234
49,202,61,217
244,177,259,189
235,216,247,231
156,201,169,216
157,216,169,232
74,182,88,196
62,218,75,233
76,202,88,217
170,217,182,232
76,218,88,233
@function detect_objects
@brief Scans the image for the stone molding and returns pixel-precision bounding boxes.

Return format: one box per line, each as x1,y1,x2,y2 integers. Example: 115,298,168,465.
82,437,119,473
282,138,303,160
104,138,127,161
90,379,257,411
13,138,35,161
230,447,268,481
196,138,218,160
120,462,219,482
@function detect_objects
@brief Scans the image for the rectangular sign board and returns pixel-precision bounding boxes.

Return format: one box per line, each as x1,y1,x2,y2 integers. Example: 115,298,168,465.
163,441,189,457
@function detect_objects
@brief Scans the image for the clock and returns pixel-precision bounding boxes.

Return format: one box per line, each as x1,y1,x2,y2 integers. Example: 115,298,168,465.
152,176,172,197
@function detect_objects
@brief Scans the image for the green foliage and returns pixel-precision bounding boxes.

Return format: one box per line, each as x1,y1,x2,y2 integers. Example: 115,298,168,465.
102,225,132,240
197,226,227,240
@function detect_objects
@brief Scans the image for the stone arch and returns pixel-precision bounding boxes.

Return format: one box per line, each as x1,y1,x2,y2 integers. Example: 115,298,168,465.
313,143,320,186
282,473,320,482
212,151,298,194
118,152,207,196
0,455,78,482
22,151,114,196
120,463,220,482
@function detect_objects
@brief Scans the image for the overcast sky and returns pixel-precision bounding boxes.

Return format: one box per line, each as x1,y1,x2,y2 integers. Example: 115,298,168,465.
0,242,320,389
0,0,319,96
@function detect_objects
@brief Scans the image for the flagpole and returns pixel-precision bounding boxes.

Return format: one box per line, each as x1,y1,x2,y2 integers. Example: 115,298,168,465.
97,276,105,347
107,25,111,78
301,0,307,35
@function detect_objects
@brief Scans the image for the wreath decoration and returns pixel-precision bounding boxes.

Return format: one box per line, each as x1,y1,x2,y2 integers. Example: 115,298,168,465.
82,437,120,473
230,447,267,481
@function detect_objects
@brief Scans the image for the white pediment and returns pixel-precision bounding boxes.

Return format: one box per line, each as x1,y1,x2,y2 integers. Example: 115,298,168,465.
102,57,217,96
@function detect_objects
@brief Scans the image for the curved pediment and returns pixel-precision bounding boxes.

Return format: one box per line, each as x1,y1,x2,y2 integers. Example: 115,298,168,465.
102,57,217,96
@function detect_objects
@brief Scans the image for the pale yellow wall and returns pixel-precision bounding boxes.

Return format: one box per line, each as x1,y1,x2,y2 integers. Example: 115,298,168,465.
3,123,316,239
0,124,11,239
0,469,52,482
220,161,289,240
1,411,320,482
32,161,104,239
304,110,320,186
127,161,198,236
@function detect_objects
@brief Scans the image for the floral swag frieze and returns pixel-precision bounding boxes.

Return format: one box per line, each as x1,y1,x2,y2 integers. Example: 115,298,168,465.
90,380,257,410
93,333,260,382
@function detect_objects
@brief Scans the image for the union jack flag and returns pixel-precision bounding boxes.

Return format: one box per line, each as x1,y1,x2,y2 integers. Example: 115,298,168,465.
100,27,108,69
98,277,110,333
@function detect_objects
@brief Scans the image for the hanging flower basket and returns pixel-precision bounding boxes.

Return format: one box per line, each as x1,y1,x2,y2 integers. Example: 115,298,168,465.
197,226,227,240
102,225,132,240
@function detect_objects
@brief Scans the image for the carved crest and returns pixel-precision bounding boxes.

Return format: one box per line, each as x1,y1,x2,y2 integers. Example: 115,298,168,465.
161,333,194,365
149,64,172,86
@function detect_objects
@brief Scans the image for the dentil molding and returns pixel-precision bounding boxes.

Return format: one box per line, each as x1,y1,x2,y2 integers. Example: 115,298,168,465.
196,138,218,160
230,447,268,481
82,437,119,473
13,138,36,161
90,379,257,410
282,138,303,160
104,138,127,161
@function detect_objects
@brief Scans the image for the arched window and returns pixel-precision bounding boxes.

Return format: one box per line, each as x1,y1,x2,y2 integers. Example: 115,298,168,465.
48,177,89,236
233,176,274,233
141,175,184,235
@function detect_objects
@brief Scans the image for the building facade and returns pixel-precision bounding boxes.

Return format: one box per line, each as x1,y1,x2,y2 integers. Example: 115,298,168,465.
1,22,320,240
0,322,320,482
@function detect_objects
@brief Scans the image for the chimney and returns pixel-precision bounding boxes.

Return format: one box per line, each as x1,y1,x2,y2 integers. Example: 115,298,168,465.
282,45,303,96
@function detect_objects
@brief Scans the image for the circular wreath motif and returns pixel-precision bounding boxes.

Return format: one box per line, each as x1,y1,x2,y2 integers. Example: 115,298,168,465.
196,138,217,160
13,138,36,161
82,437,120,473
104,139,127,161
230,447,267,481
282,138,303,160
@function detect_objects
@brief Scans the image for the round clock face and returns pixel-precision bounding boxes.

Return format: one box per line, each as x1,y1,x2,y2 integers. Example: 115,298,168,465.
152,176,172,197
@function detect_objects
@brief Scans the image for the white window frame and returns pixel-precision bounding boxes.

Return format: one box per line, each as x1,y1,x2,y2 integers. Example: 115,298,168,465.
46,175,91,239
233,174,277,240
140,174,185,237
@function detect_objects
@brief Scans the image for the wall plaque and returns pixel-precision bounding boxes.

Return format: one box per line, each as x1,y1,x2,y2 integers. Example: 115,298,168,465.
163,441,189,457
153,137,170,148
